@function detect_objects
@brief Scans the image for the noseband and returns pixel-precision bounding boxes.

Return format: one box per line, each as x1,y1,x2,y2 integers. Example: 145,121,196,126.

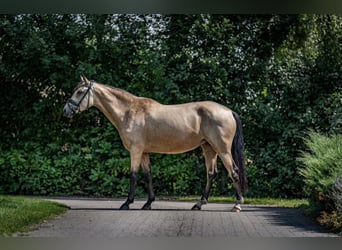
67,81,94,115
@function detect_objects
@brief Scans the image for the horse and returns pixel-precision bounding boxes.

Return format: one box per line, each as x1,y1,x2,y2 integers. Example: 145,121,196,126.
63,75,248,212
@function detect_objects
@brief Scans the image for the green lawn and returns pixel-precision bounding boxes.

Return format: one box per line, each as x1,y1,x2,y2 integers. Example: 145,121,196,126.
0,196,68,236
175,196,309,208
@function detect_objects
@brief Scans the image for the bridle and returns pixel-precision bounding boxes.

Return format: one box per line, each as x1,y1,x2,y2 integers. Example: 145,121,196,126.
66,80,94,115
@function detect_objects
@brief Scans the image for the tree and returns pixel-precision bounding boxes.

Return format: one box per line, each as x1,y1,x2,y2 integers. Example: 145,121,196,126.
0,14,340,198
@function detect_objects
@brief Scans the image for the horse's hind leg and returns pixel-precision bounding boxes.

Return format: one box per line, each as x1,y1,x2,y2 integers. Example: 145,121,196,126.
192,143,218,210
219,152,244,212
141,154,155,210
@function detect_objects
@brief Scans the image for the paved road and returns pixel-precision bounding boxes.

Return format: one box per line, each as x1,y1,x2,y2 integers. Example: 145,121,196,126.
27,198,337,238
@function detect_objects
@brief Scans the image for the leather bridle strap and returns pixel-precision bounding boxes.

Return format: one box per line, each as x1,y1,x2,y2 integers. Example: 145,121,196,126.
67,81,94,114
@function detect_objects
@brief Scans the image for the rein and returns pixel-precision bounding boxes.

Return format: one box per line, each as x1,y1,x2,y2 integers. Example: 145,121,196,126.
67,80,94,114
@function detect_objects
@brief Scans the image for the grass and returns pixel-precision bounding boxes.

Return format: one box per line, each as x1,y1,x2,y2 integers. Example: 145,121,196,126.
0,196,69,236
174,196,309,208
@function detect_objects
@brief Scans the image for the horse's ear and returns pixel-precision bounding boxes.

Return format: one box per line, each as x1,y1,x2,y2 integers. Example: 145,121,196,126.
80,74,90,85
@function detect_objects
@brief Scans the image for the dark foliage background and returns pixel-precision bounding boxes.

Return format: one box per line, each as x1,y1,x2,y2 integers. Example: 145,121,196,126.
0,14,341,199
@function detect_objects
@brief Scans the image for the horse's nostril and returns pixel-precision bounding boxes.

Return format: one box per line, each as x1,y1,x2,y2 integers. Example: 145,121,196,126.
63,106,71,117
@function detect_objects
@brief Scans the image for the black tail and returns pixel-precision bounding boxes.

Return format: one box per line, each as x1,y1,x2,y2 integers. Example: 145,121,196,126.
232,112,248,193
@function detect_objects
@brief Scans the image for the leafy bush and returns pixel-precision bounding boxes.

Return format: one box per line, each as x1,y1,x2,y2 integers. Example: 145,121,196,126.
333,176,342,214
328,176,342,233
299,132,342,200
299,131,342,232
0,130,210,198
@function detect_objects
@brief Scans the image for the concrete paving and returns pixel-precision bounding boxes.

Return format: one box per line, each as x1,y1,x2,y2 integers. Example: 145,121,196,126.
27,198,337,238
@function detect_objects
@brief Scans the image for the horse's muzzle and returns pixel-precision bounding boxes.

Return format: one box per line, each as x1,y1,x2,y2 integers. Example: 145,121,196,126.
63,104,75,118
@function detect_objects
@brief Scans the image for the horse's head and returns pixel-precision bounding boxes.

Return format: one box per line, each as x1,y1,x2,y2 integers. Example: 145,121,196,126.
63,75,94,118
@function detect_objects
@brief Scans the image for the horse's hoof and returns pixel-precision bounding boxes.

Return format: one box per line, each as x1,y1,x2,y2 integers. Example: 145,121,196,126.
231,206,241,212
119,203,130,210
141,204,152,210
191,204,201,210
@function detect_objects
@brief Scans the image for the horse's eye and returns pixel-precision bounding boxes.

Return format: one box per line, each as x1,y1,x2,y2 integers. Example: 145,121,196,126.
76,89,85,96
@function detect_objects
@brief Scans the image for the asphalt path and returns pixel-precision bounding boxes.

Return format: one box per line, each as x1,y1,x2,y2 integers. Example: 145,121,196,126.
27,197,337,238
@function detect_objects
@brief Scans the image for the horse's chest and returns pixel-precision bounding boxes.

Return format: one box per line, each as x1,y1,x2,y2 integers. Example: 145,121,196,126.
119,117,147,150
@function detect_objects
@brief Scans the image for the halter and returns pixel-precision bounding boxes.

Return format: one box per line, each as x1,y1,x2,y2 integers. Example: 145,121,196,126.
66,80,94,115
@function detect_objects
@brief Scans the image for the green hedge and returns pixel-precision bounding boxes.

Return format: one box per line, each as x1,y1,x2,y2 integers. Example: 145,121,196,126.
0,125,209,197
299,132,342,200
0,14,341,199
299,132,342,232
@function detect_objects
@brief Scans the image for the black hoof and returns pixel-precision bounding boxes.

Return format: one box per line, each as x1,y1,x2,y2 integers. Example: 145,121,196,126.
191,204,201,210
119,203,130,210
141,203,152,210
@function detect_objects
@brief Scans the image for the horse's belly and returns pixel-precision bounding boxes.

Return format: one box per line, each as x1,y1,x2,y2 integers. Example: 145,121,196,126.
145,135,204,154
140,108,204,153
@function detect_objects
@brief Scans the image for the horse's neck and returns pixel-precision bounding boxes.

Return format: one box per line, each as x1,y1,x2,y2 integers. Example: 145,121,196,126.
93,84,133,129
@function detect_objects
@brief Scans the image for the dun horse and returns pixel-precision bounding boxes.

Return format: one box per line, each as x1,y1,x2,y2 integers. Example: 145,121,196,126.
64,75,248,212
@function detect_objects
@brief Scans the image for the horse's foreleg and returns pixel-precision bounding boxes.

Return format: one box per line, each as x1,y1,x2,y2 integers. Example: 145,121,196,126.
141,153,155,210
141,170,155,210
120,150,142,210
192,143,218,210
119,171,138,210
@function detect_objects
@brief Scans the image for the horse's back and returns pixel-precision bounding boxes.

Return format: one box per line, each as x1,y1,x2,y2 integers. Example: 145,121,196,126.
147,100,235,131
149,100,235,145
